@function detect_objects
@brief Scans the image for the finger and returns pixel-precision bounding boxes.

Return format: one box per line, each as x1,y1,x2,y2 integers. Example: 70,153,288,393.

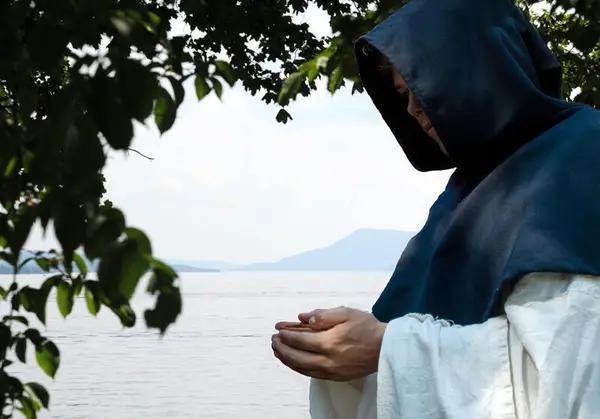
271,334,329,372
278,329,325,353
276,322,316,333
271,337,335,380
272,347,330,380
284,365,331,380
311,306,352,330
275,321,303,330
281,325,317,333
298,309,326,324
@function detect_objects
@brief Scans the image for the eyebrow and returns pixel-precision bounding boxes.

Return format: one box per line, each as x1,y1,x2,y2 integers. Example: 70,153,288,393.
394,82,408,93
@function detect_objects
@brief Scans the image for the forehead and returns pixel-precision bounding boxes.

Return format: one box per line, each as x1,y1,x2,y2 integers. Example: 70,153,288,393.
376,54,408,88
391,68,408,90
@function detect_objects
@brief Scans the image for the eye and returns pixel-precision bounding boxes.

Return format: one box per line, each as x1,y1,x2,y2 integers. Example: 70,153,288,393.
396,88,409,98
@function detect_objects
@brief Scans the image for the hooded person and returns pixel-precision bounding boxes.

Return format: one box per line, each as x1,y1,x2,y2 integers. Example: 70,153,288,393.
271,0,600,417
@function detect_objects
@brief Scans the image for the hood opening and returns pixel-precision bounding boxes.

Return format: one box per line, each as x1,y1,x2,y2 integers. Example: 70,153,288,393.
354,0,577,174
356,41,454,172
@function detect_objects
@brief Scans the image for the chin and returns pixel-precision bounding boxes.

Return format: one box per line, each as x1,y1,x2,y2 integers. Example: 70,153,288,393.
426,127,440,141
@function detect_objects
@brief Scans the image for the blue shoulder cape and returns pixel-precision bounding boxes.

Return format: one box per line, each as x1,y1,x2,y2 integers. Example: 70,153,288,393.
355,0,600,324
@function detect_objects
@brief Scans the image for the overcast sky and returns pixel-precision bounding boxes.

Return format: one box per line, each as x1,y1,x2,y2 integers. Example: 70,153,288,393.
25,7,452,264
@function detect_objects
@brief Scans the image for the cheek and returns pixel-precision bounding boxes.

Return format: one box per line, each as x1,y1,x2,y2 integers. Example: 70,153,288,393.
392,70,404,88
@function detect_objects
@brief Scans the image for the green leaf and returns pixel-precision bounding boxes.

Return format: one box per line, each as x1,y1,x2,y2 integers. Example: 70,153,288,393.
147,261,178,294
146,11,161,32
4,373,23,398
15,337,27,363
154,86,177,134
89,74,134,150
299,60,319,82
115,303,136,328
144,286,182,334
211,77,223,100
98,239,150,302
214,60,237,86
0,323,10,359
24,382,50,409
125,227,152,255
84,208,126,260
35,340,60,378
278,72,305,105
195,76,211,101
72,275,83,296
56,281,74,318
17,396,36,419
168,76,185,105
276,109,293,124
73,253,88,276
5,156,18,177
151,259,178,280
24,329,43,345
19,276,60,325
84,281,101,316
0,286,7,300
53,202,87,267
34,258,51,272
327,67,344,93
116,58,158,122
9,208,36,256
18,288,37,314
351,81,364,95
110,15,135,37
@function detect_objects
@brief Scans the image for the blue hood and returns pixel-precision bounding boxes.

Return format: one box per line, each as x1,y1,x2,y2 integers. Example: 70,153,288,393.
355,0,600,324
355,0,569,172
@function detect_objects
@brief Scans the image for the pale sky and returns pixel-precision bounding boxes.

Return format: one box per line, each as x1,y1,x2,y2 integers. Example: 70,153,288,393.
25,7,452,264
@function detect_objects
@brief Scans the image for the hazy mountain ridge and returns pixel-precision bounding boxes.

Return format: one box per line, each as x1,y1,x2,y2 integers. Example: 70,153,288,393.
1,229,414,274
239,228,413,272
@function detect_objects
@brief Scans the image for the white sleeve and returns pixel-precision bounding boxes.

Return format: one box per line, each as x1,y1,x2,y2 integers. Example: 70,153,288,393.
309,273,600,419
377,314,513,419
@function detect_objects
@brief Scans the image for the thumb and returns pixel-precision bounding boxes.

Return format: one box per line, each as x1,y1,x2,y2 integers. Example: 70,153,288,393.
298,309,325,324
310,306,351,331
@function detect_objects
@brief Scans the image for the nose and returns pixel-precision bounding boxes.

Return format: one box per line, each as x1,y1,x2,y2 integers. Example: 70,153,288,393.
407,92,423,118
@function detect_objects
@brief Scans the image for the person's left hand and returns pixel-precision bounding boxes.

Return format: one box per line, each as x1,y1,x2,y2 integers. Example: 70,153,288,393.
271,307,387,381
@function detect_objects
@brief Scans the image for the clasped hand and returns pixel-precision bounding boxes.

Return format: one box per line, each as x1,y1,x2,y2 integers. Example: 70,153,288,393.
271,307,387,382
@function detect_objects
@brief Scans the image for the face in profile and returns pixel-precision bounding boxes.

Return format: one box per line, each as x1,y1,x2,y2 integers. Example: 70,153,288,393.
380,58,449,157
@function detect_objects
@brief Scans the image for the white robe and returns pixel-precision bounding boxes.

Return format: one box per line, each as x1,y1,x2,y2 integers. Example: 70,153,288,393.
309,273,600,419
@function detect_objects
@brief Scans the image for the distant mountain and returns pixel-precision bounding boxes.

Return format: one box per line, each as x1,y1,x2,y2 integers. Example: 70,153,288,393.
165,260,240,271
239,228,414,272
169,264,219,273
0,252,219,275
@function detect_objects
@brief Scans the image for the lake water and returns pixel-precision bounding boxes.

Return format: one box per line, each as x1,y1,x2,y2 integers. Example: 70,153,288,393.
3,273,390,419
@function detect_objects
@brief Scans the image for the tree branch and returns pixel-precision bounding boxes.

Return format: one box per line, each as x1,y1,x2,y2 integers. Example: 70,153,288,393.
126,148,154,161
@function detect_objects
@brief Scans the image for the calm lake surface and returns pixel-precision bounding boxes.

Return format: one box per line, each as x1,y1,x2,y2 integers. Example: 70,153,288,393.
3,272,390,419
